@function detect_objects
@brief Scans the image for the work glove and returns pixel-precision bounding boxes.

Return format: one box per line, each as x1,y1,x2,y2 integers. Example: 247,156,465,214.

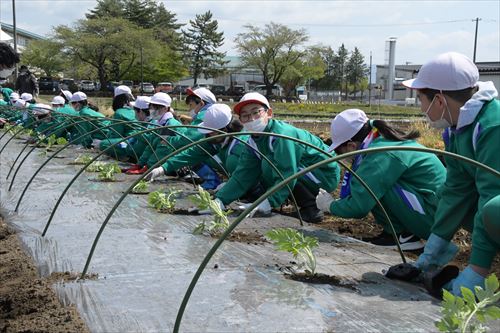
414,233,458,272
215,182,226,192
126,165,148,175
238,199,272,217
449,266,486,297
121,164,140,173
316,189,334,213
92,139,102,149
144,166,165,182
198,198,225,215
118,141,128,148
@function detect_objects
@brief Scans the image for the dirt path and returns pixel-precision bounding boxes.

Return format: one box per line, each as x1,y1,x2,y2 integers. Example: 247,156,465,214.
0,218,89,333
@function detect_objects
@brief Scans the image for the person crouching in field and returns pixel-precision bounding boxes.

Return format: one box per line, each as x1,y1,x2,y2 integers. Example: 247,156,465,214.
316,109,446,251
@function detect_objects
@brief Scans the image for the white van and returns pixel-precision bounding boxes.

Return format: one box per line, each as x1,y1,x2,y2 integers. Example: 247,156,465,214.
253,84,283,96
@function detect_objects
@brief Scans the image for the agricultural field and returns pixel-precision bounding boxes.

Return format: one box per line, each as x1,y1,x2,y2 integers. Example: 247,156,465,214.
1,102,498,332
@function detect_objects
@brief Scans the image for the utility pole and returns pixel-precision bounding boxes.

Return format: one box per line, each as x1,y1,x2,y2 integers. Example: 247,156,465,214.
473,17,481,63
368,51,372,107
12,0,18,79
140,47,144,94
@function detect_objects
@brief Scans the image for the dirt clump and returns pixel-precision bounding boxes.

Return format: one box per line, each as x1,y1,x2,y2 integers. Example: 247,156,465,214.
0,219,89,333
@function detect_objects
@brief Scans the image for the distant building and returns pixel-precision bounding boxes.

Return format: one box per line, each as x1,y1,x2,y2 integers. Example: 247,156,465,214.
377,62,500,101
0,22,45,52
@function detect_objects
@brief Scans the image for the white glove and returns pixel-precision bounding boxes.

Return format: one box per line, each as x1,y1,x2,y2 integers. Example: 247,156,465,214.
215,182,226,192
144,166,165,182
316,189,334,213
92,139,102,149
238,198,272,217
198,198,225,215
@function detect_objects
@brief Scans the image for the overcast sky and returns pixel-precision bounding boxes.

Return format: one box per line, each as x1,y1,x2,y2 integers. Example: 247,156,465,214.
1,0,499,65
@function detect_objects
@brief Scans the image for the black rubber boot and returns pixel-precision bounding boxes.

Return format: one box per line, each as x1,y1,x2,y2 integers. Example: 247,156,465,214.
291,182,324,223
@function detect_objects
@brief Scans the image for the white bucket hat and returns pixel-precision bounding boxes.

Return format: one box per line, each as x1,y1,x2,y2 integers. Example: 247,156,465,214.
20,93,33,101
402,52,479,91
32,103,52,115
187,87,216,105
9,92,19,101
70,91,87,102
150,92,171,107
51,96,65,105
131,96,151,109
114,85,135,100
198,104,232,134
329,109,368,151
233,92,270,114
60,89,73,102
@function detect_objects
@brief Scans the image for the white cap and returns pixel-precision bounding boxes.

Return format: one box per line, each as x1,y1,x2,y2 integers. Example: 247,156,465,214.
32,103,52,115
70,91,87,102
150,92,171,107
402,52,479,91
51,96,65,105
114,85,134,99
9,92,19,101
15,99,26,107
132,96,151,109
198,104,233,134
187,87,216,104
233,92,270,114
60,89,72,101
329,109,368,151
20,93,33,101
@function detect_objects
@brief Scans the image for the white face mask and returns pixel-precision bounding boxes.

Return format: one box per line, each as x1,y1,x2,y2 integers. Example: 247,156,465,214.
244,117,267,132
425,95,452,129
150,107,163,121
0,67,14,79
189,109,197,117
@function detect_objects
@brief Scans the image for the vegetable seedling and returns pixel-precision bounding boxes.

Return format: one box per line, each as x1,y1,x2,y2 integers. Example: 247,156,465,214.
435,274,500,333
132,180,149,193
148,189,180,213
73,154,94,165
266,228,319,276
97,162,121,181
189,186,232,235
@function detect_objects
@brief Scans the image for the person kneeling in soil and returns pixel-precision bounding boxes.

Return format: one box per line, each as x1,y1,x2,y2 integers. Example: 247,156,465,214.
145,103,265,201
388,52,500,298
316,109,446,251
212,92,341,223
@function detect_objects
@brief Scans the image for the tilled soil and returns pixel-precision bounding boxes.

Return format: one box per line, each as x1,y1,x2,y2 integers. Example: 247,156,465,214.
0,219,89,333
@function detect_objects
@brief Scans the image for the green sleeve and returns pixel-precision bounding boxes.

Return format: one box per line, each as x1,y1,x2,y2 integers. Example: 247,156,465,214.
216,146,261,205
431,151,478,241
137,133,158,167
470,125,500,268
161,142,216,173
330,152,407,218
265,136,304,207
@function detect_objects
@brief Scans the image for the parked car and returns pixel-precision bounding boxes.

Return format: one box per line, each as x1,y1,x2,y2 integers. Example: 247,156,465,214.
211,84,226,96
106,81,120,92
80,80,95,91
254,84,283,97
120,80,134,88
139,82,155,94
192,83,210,89
171,85,189,95
156,82,173,93
226,85,245,97
38,77,59,92
60,78,77,92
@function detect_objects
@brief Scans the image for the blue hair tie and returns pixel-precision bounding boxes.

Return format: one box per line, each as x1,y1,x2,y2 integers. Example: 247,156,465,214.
369,119,375,127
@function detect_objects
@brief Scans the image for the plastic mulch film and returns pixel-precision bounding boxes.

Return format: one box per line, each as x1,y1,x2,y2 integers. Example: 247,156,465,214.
0,135,442,332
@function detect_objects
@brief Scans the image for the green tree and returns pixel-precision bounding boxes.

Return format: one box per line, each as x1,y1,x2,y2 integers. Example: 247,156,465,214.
20,39,65,77
152,3,183,50
235,22,308,97
182,11,227,85
54,17,156,90
123,0,156,29
346,47,368,99
279,47,326,98
331,44,349,100
86,0,124,19
311,46,336,90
